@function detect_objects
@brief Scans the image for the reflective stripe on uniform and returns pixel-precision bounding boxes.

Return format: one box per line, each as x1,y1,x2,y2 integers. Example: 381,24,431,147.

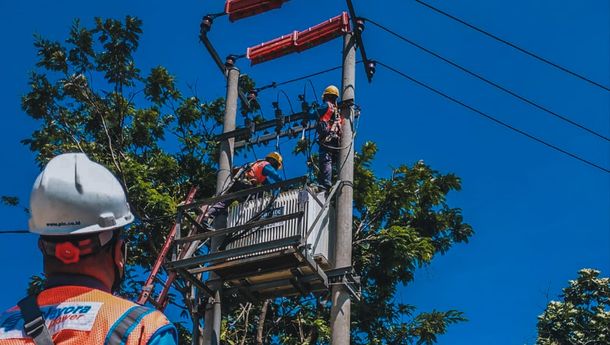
104,306,154,345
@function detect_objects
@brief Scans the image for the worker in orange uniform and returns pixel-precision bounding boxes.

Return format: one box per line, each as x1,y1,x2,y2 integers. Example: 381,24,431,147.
310,85,342,189
0,153,177,345
204,152,283,223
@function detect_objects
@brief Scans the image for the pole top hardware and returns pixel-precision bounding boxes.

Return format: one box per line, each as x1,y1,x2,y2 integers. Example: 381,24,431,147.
355,17,365,34
200,15,214,37
225,55,237,68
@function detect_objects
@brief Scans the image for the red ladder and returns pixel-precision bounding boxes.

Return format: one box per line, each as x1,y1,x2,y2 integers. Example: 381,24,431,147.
137,187,199,310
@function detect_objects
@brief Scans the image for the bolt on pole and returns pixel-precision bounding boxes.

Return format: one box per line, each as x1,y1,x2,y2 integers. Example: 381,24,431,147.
201,63,240,345
330,30,356,345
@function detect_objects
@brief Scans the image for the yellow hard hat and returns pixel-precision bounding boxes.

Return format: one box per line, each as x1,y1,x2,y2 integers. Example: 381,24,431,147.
322,85,339,99
266,152,283,169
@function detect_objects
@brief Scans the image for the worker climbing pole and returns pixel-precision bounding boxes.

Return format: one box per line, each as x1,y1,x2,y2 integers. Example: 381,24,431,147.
330,28,356,345
163,2,365,344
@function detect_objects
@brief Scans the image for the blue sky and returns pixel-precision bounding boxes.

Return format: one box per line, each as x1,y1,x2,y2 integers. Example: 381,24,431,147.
0,0,608,344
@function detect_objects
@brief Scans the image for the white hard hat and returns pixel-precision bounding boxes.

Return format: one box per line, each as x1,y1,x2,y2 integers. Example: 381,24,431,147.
28,153,134,236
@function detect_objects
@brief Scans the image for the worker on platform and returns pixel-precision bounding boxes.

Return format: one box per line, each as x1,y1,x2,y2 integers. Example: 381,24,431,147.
204,152,284,222
239,151,284,188
0,153,177,345
310,85,342,189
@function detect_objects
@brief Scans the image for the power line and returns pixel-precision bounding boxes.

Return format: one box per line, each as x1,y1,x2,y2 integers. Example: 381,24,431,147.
414,0,610,93
256,61,362,92
257,65,343,92
364,17,610,143
0,230,29,235
376,60,610,174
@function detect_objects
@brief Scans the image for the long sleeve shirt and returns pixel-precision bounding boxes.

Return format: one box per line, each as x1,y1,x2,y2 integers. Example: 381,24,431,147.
262,164,283,185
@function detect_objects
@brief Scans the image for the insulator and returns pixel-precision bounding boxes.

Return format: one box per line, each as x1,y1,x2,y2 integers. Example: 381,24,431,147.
225,55,236,68
200,15,213,35
355,18,365,34
366,60,377,79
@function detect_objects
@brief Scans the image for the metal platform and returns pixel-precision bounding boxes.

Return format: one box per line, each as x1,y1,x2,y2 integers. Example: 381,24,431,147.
171,236,329,300
164,177,338,301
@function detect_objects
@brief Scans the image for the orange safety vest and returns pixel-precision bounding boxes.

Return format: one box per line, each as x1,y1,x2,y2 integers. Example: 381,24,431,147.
0,286,172,345
244,160,270,185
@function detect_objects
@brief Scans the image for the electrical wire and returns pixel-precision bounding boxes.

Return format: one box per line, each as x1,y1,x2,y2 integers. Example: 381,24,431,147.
256,61,362,92
414,0,610,92
266,65,342,90
376,61,610,174
0,230,29,235
364,17,610,143
273,133,289,180
277,90,296,114
307,80,320,103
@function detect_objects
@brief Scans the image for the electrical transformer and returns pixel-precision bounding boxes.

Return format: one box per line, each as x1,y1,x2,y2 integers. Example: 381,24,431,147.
226,188,331,266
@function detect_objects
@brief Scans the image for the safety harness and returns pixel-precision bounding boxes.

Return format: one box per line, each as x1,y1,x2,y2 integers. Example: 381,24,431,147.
228,160,269,188
16,294,153,345
17,295,53,345
317,101,343,147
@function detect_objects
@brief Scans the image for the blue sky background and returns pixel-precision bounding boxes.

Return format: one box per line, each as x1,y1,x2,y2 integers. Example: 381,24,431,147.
0,0,608,344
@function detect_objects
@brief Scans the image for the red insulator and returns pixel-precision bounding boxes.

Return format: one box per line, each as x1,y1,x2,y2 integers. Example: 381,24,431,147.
225,0,288,22
247,12,351,65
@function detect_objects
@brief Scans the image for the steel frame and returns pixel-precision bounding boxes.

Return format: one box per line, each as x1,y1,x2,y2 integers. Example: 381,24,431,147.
164,178,351,302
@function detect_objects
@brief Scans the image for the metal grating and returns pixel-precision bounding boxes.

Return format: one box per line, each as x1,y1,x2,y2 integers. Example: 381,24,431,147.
225,189,329,262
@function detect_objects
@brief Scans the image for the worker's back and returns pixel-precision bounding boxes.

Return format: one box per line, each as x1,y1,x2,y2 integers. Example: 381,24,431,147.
0,285,175,345
244,159,271,185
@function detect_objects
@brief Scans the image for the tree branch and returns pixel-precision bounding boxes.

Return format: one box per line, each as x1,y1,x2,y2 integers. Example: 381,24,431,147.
256,299,270,345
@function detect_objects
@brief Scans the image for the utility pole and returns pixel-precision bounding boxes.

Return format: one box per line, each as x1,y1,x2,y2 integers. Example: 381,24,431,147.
201,62,240,345
330,31,356,345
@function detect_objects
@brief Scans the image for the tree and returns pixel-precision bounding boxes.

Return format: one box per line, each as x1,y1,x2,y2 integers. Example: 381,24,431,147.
536,269,610,345
221,142,472,345
21,16,222,338
22,16,474,344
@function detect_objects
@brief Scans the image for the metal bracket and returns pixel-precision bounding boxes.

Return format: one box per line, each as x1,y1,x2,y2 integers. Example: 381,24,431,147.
304,180,342,240
326,266,361,301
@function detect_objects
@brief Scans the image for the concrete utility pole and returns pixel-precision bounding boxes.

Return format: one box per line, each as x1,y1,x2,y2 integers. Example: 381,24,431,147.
201,64,240,345
330,31,356,345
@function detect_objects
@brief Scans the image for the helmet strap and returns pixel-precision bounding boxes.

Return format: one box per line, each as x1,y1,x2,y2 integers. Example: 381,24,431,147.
39,230,114,264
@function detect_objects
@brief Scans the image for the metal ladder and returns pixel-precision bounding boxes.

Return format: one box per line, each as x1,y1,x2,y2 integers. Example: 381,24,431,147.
137,187,201,310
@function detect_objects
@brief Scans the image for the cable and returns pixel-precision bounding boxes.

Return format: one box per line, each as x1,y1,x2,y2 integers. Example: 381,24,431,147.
221,192,280,248
307,80,320,103
414,0,610,92
277,90,296,114
0,230,29,234
376,61,610,174
276,139,288,180
364,17,610,143
256,61,363,92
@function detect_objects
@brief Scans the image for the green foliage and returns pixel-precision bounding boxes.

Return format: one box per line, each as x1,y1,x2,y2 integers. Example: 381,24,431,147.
1,196,19,207
21,16,222,344
23,16,473,345
175,322,193,344
222,142,472,344
536,269,610,345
